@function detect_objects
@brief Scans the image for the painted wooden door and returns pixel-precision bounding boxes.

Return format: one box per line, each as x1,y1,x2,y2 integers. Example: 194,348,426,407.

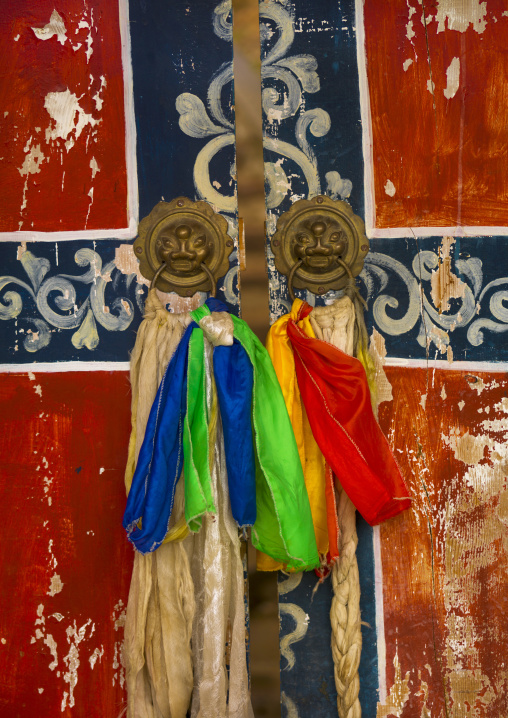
0,2,241,714
257,1,508,716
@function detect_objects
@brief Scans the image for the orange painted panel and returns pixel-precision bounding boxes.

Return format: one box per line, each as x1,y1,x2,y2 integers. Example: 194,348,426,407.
0,371,132,716
378,367,508,716
364,1,508,229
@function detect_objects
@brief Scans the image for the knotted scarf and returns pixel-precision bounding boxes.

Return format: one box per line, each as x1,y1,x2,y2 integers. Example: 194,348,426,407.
259,297,411,572
123,296,319,572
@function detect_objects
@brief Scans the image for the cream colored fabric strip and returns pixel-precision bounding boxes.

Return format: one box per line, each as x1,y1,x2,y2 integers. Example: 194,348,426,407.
124,290,194,718
188,340,253,718
310,296,362,718
124,292,252,718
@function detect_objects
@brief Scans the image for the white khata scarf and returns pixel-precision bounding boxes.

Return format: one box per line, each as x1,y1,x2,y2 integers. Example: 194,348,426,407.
123,290,253,718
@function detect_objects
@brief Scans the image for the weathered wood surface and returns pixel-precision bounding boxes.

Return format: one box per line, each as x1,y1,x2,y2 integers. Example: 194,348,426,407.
378,366,508,718
0,1,132,236
361,0,508,233
0,371,133,715
257,0,508,716
0,0,241,715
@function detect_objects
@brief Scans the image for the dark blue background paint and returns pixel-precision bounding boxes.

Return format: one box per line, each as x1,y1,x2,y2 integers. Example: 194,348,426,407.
278,517,378,717
130,0,236,218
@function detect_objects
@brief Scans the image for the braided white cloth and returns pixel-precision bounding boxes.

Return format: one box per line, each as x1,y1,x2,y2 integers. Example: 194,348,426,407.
311,296,362,718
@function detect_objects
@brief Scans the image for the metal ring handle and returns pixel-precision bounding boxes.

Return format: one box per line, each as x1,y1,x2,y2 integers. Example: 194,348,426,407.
288,259,303,302
151,261,216,297
287,257,354,301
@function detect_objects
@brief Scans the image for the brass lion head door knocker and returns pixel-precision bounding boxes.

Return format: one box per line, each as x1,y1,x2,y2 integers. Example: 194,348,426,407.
270,195,369,298
134,197,234,297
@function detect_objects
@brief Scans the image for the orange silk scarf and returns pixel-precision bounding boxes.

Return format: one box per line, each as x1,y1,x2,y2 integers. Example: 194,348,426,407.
258,300,339,572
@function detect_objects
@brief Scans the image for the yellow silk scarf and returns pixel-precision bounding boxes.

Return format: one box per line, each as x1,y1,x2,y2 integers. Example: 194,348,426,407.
258,299,328,571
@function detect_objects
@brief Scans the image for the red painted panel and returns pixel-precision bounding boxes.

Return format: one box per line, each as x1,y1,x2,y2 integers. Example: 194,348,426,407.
378,367,508,717
0,2,128,232
364,1,508,229
0,371,132,716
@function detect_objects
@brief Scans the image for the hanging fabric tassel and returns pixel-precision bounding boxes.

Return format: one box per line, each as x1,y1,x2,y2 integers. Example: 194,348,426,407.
262,290,412,718
123,291,195,718
123,290,319,718
124,296,319,570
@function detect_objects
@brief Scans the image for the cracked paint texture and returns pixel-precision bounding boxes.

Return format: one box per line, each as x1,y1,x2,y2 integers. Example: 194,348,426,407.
363,0,508,229
0,372,132,715
377,367,508,717
0,1,128,233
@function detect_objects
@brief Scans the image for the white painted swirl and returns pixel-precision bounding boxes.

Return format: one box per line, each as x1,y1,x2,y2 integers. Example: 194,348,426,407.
263,136,321,198
213,0,232,41
364,253,421,336
259,2,295,66
0,278,34,320
265,162,290,209
90,260,134,332
261,66,302,122
412,250,477,330
176,93,227,139
194,134,236,212
37,276,89,329
208,64,235,130
295,108,331,161
24,318,51,352
275,55,320,93
279,602,309,671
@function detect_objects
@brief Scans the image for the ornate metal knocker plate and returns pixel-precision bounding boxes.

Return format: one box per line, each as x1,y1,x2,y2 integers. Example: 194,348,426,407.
133,197,234,296
270,196,369,298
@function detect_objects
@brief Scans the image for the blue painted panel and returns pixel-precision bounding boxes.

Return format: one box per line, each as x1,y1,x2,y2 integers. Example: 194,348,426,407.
364,236,508,363
130,0,237,219
278,516,378,717
0,240,143,362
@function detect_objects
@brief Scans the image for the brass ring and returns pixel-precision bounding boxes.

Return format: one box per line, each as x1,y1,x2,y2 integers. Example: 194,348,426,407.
151,261,216,297
287,259,303,301
335,257,354,281
287,257,355,301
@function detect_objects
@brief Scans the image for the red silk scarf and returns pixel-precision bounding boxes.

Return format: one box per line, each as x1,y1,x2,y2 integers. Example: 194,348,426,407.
287,302,411,527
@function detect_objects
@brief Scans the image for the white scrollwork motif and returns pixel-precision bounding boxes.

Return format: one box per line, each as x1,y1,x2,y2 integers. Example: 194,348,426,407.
0,248,135,352
361,244,508,355
175,0,243,307
259,1,352,207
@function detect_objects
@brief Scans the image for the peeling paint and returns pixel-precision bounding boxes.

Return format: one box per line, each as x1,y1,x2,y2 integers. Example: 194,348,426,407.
384,179,396,197
430,237,466,313
433,0,488,34
18,140,45,177
89,645,104,669
32,10,67,45
444,57,460,99
89,156,100,179
44,89,100,150
62,619,93,710
113,244,149,286
370,328,393,406
377,648,410,717
47,573,64,597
